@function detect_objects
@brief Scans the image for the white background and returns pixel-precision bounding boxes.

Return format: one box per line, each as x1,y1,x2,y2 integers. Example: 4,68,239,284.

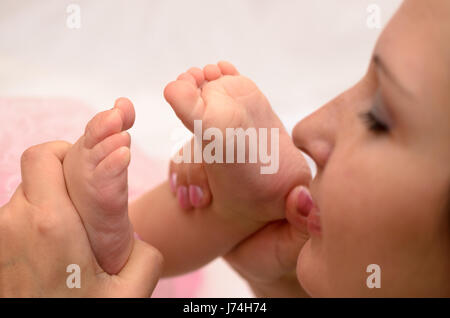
0,0,402,297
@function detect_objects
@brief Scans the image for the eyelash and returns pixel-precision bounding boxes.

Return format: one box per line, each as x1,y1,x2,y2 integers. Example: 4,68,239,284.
359,111,389,133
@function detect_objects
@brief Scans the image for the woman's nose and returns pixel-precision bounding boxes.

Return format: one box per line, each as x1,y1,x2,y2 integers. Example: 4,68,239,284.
292,103,338,170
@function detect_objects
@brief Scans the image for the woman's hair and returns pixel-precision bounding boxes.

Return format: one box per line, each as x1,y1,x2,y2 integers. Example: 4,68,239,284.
447,184,450,214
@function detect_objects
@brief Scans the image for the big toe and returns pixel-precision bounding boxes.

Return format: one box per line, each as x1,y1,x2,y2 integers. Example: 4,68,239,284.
84,108,123,149
114,97,136,131
84,99,135,149
286,185,313,234
218,61,240,76
164,79,204,131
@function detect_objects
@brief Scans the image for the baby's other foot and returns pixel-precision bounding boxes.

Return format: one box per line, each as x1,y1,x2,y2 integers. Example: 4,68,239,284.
165,62,311,223
63,98,135,274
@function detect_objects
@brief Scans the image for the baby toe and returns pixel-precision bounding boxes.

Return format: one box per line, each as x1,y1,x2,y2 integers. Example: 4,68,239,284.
113,97,135,131
94,146,131,180
84,108,123,149
187,67,205,87
203,64,222,81
90,131,131,166
164,80,204,132
218,61,240,76
177,72,197,86
285,185,312,233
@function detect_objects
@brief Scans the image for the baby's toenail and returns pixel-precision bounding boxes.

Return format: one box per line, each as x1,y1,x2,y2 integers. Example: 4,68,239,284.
188,185,203,207
297,186,313,217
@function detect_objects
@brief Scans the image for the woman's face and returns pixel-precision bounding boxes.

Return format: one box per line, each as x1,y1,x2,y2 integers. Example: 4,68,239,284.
293,0,450,297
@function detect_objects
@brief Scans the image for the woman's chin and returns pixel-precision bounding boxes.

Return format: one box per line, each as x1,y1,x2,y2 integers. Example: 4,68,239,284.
297,238,333,297
296,239,315,297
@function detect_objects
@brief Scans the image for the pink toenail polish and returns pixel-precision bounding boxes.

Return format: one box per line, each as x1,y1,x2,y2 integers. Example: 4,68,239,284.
170,173,177,194
189,185,203,207
177,186,191,209
297,186,313,217
134,232,142,240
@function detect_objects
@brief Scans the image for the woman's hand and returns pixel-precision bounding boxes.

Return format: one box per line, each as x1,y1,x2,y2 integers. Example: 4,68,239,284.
168,140,312,297
0,141,163,297
223,186,312,297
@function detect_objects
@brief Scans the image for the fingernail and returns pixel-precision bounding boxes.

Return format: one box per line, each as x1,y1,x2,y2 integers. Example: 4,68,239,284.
177,186,191,209
134,232,142,240
170,173,177,193
189,185,204,207
297,186,313,217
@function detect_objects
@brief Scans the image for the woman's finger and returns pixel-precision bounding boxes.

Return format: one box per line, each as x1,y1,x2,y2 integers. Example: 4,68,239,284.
225,219,309,283
187,162,211,209
20,141,72,207
224,185,312,283
112,238,164,297
170,138,195,210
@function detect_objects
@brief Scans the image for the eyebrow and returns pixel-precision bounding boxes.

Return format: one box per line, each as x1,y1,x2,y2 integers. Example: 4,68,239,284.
373,54,414,99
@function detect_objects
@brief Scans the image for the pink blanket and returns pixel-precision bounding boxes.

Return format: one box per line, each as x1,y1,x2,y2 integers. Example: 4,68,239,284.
0,97,202,297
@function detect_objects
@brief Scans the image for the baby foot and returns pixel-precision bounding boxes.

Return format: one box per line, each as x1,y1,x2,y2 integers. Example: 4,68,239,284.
63,98,135,274
165,62,311,223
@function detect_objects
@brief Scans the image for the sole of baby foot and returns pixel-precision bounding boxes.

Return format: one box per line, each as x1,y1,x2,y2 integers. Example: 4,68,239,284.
63,97,136,274
165,62,312,223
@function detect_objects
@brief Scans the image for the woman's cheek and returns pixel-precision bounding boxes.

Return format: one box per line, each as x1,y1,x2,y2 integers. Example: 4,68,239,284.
317,146,443,296
316,151,397,295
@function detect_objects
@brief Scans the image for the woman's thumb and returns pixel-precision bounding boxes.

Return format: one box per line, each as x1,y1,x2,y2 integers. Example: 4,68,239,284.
111,238,164,297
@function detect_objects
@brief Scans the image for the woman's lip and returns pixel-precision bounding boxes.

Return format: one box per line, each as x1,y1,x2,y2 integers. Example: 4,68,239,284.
306,204,322,235
296,185,322,235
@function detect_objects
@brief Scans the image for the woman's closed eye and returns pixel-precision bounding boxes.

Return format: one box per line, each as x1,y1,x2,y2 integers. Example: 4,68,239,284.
359,89,392,134
359,110,389,133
